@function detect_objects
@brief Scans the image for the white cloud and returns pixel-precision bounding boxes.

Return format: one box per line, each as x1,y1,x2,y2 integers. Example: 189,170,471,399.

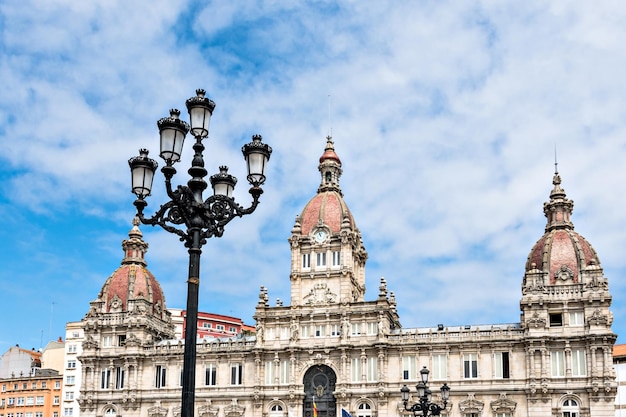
2,1,626,347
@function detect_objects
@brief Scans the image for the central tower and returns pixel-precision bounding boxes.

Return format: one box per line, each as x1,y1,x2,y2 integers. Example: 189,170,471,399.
288,136,368,307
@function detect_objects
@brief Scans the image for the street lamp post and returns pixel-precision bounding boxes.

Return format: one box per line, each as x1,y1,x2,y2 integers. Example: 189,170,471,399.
128,89,272,417
401,366,450,417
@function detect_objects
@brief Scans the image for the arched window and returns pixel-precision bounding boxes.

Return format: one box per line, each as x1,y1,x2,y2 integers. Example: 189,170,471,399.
269,404,283,417
105,408,117,417
356,403,371,417
562,399,579,417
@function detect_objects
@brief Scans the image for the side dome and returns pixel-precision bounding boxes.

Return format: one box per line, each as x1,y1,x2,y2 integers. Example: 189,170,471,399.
525,171,601,284
95,218,168,320
298,136,357,235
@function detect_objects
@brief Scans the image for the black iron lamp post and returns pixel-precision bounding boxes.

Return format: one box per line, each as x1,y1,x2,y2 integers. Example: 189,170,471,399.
401,366,450,417
128,89,271,417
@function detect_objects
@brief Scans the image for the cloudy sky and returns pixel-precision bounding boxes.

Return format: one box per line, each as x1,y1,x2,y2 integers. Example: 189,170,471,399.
1,1,626,351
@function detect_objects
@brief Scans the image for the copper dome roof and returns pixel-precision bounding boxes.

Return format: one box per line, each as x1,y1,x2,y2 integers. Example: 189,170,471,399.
95,218,168,319
525,171,600,284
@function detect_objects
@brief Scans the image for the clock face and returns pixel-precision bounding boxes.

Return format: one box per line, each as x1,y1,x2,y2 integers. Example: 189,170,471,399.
314,230,328,243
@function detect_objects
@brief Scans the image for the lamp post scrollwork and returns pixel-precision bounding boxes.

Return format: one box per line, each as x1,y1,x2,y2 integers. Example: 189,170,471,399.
401,366,450,417
128,89,271,417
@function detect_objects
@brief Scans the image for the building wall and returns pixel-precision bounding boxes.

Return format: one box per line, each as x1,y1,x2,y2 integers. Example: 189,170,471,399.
0,373,63,417
0,347,42,379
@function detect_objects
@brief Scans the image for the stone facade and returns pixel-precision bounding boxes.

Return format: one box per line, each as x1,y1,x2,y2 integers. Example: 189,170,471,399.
76,137,616,417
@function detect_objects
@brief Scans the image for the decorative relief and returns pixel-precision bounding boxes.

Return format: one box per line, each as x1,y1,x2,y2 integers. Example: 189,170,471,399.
303,283,337,305
147,401,168,417
527,312,546,328
224,399,245,417
198,400,219,417
459,394,484,414
490,393,516,414
555,264,574,282
588,308,609,326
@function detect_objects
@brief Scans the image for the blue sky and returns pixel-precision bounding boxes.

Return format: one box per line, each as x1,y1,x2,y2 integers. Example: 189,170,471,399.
1,1,626,351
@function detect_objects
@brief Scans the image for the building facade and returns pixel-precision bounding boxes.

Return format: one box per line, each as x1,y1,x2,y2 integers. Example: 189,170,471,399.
76,137,616,417
168,309,254,341
0,370,63,417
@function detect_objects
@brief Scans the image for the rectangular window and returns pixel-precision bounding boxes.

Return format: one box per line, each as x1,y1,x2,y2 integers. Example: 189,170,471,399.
8,398,15,406
551,351,565,377
117,335,126,346
31,383,36,389
1,384,5,392
35,397,43,406
302,253,311,269
280,360,290,384
63,408,73,417
115,367,125,389
100,369,111,389
463,353,478,379
25,397,33,406
202,322,212,328
402,356,416,380
366,322,378,335
351,358,361,382
54,413,59,417
66,361,76,369
64,392,73,401
41,382,46,389
205,364,217,386
16,398,24,406
549,313,563,327
35,413,43,417
432,354,447,380
314,325,325,337
316,252,326,267
569,311,584,326
102,336,112,347
571,349,587,376
265,361,275,385
216,325,225,331
332,251,341,267
367,357,378,382
67,345,77,354
230,363,242,385
55,381,60,389
330,324,340,337
155,365,167,388
53,397,59,405
494,352,510,379
301,325,310,338
66,376,75,385
25,413,32,417
351,323,361,336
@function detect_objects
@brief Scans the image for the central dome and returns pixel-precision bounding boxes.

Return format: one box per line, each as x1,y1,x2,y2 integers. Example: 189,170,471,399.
299,136,357,235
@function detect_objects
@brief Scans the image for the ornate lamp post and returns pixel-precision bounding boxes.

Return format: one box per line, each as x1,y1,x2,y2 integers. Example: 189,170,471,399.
128,89,272,417
401,366,450,417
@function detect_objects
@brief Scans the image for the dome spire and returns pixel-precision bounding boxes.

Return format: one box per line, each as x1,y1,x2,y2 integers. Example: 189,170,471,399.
121,216,149,266
317,135,343,195
543,168,574,232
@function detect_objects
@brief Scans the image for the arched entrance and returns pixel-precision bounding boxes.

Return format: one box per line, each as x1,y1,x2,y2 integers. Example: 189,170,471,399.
303,365,337,417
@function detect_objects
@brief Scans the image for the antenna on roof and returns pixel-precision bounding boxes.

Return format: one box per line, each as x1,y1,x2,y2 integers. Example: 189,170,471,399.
327,93,332,138
554,143,558,173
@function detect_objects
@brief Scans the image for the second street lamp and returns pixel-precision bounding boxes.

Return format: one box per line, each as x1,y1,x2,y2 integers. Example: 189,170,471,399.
401,366,450,417
128,89,271,417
